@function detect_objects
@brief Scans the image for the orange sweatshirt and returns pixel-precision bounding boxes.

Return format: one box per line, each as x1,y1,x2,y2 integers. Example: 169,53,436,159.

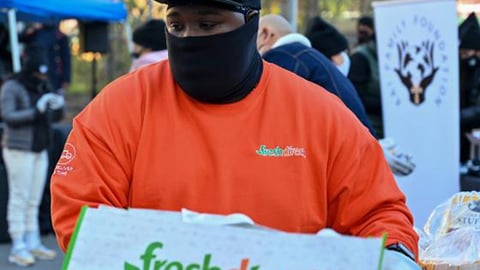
51,61,418,255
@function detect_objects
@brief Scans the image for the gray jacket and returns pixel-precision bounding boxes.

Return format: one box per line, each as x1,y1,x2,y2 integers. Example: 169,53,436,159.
1,79,62,151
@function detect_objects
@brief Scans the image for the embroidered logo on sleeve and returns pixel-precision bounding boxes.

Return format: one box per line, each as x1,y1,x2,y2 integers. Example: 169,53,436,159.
54,143,76,176
255,145,306,158
58,143,76,165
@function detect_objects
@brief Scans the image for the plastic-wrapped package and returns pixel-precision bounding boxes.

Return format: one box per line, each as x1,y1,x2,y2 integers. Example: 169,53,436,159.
419,192,480,269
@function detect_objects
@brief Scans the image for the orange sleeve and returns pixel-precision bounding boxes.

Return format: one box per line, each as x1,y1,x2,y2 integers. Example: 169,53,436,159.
50,75,143,252
326,120,419,258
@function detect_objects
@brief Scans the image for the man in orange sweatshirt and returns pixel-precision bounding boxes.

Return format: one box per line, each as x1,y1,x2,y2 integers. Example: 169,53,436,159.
51,0,419,267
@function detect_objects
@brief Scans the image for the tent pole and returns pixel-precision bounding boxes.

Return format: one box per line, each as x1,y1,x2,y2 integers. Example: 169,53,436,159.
290,0,298,32
7,9,21,72
124,22,133,53
147,0,153,20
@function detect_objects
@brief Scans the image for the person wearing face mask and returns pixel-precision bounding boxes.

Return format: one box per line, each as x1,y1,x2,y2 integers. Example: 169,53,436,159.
257,14,375,136
1,47,64,266
50,1,419,268
459,12,480,165
19,22,71,93
347,17,415,176
304,16,351,76
130,19,169,72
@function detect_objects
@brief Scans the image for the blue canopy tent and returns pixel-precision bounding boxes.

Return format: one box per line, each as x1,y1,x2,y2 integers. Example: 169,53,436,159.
0,0,127,71
0,0,127,22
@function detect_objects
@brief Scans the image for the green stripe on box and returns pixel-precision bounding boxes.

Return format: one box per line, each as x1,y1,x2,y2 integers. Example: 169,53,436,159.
377,233,388,270
62,205,89,270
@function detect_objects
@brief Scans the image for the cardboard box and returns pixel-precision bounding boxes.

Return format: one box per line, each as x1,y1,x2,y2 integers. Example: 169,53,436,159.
63,206,386,270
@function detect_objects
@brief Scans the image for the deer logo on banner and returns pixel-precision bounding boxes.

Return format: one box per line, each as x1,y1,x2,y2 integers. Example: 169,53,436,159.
394,40,439,105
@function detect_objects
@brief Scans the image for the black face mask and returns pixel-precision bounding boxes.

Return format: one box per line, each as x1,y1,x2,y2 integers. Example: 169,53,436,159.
461,56,480,69
166,15,263,104
460,55,480,105
18,72,50,93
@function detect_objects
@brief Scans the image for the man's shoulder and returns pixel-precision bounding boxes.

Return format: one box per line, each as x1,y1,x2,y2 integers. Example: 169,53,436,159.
265,43,334,77
1,78,23,91
98,60,173,101
74,63,174,127
265,62,367,130
272,43,332,65
267,42,313,57
117,60,172,85
265,62,337,101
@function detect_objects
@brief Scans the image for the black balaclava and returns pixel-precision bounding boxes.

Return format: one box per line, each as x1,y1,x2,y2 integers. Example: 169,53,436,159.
460,55,480,108
165,5,263,104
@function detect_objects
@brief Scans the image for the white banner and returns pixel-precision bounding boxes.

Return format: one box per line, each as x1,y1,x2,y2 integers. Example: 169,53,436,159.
373,0,459,226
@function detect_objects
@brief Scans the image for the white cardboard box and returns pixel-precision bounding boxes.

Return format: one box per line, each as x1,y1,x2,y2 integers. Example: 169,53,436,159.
62,206,386,270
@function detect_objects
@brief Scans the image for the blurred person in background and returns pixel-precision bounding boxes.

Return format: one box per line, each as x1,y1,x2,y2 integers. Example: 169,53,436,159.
304,16,351,76
356,16,375,46
257,14,375,136
458,12,480,166
130,19,168,72
348,16,416,177
348,16,383,138
19,22,71,93
258,14,414,177
0,47,64,267
0,23,12,85
19,23,70,236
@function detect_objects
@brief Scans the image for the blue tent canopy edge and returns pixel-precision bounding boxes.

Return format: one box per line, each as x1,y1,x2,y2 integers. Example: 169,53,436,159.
0,0,127,22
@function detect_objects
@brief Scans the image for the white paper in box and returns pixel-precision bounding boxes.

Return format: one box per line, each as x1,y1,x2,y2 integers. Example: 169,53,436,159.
62,206,386,270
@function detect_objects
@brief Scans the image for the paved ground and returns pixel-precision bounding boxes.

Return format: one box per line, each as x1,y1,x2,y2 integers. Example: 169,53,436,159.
0,234,64,269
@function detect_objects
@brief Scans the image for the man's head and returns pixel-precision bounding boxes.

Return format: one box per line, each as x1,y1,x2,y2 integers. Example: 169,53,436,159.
305,16,348,59
304,16,351,75
152,0,263,104
155,0,260,37
22,47,49,81
155,0,260,10
357,16,374,45
256,14,294,55
459,12,480,63
132,19,167,57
